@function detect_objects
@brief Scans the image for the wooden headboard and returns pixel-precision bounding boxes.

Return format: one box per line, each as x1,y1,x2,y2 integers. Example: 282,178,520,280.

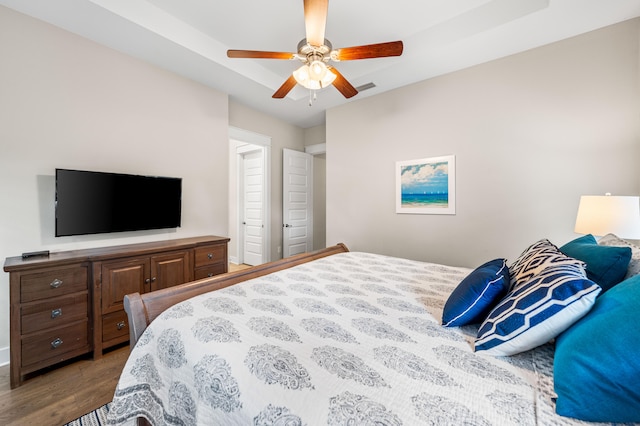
124,243,349,347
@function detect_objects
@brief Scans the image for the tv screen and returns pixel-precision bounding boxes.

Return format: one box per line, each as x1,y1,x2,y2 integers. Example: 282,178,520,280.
55,168,182,237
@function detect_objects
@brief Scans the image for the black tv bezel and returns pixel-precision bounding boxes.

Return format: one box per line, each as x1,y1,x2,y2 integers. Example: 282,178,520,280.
54,168,182,237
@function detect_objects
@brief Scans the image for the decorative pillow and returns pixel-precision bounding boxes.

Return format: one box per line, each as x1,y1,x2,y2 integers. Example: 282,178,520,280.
554,274,640,423
475,263,600,356
508,239,586,290
598,233,640,280
442,259,510,327
560,234,631,293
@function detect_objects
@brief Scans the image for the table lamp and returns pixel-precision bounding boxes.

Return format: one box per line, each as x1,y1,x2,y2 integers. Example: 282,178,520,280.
574,194,640,239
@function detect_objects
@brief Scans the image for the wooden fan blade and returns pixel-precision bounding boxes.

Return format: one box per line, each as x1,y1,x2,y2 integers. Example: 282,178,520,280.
227,50,295,60
273,75,298,99
334,41,403,61
328,67,358,98
304,0,328,47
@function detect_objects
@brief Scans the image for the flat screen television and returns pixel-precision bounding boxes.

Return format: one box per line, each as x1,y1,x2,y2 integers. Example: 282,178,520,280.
55,168,182,237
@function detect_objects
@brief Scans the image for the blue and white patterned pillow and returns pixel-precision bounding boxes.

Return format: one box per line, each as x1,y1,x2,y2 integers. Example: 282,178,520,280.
509,239,586,290
475,263,601,356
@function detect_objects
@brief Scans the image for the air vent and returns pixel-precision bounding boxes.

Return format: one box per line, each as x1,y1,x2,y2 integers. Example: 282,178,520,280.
355,82,376,92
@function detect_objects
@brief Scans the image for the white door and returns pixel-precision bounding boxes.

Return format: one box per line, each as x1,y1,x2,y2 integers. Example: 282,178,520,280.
283,149,313,257
242,149,264,265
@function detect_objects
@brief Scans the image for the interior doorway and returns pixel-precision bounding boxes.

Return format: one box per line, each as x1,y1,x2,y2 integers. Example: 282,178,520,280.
229,127,271,266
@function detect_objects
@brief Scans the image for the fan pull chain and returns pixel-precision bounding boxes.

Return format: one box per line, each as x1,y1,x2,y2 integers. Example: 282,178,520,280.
308,90,317,106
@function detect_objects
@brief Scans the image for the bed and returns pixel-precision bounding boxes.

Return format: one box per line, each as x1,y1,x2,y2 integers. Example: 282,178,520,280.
106,241,640,426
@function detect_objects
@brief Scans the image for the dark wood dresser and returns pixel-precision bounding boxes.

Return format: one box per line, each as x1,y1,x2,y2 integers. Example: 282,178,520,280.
4,235,229,388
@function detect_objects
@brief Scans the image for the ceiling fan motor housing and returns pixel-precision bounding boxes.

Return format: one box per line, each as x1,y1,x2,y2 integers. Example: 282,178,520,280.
297,38,333,62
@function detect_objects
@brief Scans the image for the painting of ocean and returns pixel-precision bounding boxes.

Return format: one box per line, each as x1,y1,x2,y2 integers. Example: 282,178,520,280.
396,155,456,214
400,160,449,208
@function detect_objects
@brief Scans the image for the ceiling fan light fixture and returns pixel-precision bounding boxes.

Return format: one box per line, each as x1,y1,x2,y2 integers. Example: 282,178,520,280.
293,64,310,85
309,60,327,80
320,67,336,86
293,62,336,90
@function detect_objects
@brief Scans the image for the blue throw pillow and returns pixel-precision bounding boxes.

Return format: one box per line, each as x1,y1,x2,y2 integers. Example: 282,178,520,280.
475,263,600,356
554,275,640,423
442,259,509,327
560,234,631,293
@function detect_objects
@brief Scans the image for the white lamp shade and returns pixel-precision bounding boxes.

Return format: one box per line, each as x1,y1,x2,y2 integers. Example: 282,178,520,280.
574,195,640,239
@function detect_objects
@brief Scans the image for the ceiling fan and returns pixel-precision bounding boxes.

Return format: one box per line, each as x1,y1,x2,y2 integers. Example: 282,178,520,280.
227,0,403,100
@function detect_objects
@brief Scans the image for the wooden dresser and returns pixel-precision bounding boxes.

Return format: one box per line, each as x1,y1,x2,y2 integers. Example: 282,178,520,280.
4,235,229,388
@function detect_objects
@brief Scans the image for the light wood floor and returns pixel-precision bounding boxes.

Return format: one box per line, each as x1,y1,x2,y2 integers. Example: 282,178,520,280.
228,262,251,273
0,263,252,426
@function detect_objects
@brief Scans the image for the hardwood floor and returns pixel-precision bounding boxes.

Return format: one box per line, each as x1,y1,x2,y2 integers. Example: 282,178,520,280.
0,345,129,426
228,262,251,273
0,263,251,425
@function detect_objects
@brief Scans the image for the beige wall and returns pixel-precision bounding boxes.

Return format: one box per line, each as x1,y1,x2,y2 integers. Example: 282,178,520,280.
304,125,327,250
0,7,230,364
311,154,327,250
327,18,640,268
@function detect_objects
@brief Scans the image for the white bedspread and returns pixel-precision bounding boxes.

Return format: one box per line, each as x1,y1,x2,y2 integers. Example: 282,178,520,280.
106,252,614,426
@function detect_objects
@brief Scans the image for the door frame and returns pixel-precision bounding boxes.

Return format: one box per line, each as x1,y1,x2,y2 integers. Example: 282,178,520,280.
230,126,271,264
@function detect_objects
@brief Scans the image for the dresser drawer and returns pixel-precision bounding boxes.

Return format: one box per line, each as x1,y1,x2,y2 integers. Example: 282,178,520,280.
21,293,88,334
21,320,89,368
194,264,227,280
194,244,225,267
20,266,88,303
102,310,129,344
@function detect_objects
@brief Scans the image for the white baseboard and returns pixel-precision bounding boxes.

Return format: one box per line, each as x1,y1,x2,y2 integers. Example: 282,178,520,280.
228,256,239,265
0,346,9,367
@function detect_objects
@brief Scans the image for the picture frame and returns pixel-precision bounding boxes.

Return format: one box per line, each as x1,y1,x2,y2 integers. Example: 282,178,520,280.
396,155,456,214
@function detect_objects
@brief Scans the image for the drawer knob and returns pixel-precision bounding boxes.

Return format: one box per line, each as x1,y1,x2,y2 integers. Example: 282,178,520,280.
208,272,214,277
51,308,63,319
51,338,63,349
207,253,213,259
50,278,63,289
116,321,126,330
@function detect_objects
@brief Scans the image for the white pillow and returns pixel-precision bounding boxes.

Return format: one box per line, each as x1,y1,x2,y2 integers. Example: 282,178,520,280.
598,233,640,279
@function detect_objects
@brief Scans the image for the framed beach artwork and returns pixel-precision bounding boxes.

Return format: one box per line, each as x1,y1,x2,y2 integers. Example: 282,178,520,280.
396,155,456,214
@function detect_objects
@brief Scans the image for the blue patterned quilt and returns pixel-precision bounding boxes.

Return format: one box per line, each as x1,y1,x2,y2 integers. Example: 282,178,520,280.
106,252,611,426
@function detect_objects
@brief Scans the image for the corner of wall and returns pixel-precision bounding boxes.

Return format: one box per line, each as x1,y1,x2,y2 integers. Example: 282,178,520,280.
0,346,9,367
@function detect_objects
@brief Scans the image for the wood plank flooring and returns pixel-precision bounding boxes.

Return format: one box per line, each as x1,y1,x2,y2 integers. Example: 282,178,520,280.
0,263,252,426
0,345,129,426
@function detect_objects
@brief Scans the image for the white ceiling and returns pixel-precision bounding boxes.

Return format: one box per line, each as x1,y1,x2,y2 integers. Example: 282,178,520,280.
3,0,640,128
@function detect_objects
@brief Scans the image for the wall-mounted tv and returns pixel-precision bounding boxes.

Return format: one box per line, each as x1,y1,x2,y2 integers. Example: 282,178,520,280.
55,168,182,237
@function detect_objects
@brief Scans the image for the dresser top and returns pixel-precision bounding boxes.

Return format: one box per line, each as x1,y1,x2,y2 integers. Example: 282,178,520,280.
4,235,229,272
